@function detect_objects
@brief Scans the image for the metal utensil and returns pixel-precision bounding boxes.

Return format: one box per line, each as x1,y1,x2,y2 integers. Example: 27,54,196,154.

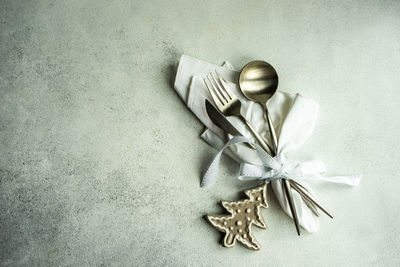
206,99,255,149
238,60,302,235
290,181,333,218
203,72,273,156
281,179,301,235
238,61,279,152
295,185,320,217
205,99,244,137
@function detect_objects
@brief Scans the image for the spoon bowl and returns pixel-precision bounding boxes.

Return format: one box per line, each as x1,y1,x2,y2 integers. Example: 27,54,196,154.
238,59,279,153
238,60,278,106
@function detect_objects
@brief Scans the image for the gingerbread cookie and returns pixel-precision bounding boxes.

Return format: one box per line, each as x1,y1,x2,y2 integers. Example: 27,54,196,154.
206,184,269,250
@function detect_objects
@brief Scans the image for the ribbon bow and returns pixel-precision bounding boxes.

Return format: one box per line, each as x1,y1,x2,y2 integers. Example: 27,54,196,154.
202,136,361,188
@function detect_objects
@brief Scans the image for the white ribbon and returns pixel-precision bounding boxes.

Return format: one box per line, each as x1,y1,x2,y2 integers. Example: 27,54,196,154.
202,135,361,188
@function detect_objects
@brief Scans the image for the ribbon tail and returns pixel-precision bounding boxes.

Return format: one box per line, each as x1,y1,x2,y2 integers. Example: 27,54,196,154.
201,136,253,187
293,159,362,187
312,174,362,187
201,150,223,187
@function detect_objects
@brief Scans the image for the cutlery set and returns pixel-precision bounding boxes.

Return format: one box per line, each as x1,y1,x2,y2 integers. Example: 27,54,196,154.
203,61,333,235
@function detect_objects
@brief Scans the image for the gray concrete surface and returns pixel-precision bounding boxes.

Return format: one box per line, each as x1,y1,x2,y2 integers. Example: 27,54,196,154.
1,0,400,266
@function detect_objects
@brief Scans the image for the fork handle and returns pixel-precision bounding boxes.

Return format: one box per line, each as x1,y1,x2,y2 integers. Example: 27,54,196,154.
291,183,320,217
290,180,333,219
239,116,273,156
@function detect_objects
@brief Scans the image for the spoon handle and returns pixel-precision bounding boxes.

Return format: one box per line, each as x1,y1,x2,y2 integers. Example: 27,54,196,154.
239,116,273,156
282,179,301,235
265,107,278,153
264,106,302,235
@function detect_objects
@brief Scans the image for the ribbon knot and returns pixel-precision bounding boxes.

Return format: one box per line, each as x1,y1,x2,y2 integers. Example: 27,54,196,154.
272,154,291,178
238,154,291,182
201,136,361,188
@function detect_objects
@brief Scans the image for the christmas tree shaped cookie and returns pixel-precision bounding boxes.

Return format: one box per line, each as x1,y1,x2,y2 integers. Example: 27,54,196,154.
207,184,269,250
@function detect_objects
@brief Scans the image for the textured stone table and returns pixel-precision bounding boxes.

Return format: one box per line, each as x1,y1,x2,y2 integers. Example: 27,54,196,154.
1,0,399,266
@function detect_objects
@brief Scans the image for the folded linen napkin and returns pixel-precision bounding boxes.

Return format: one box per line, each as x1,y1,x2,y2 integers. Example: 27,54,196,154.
174,55,361,232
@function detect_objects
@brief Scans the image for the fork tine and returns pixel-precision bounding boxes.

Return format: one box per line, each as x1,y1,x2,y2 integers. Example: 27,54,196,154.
208,74,228,103
210,72,231,101
207,73,229,105
215,71,235,100
203,77,224,106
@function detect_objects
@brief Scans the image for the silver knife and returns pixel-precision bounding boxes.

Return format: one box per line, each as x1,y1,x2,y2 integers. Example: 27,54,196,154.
205,99,243,137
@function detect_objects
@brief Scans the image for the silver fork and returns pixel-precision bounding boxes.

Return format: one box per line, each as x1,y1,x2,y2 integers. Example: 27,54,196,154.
203,72,273,155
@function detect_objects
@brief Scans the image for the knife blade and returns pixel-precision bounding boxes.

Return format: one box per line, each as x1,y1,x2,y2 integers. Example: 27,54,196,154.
205,99,243,136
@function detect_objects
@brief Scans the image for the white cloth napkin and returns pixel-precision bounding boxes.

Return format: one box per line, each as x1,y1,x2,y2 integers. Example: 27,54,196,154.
174,55,361,232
